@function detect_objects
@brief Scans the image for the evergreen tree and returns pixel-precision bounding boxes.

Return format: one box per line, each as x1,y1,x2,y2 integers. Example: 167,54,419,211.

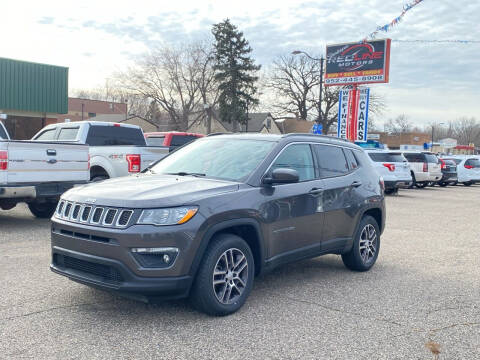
212,19,261,131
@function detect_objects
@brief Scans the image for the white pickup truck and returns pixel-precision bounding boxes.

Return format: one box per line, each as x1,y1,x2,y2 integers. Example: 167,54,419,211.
0,121,89,217
32,121,169,181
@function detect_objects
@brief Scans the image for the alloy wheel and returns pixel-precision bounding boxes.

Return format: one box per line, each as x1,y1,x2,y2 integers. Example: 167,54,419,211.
212,248,249,305
359,224,377,264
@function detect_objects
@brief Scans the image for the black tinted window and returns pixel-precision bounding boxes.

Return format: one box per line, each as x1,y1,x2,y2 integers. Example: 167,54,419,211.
444,158,462,164
35,129,56,141
171,135,198,147
271,144,315,181
344,149,358,170
86,125,145,146
403,153,424,162
145,136,165,146
368,152,405,162
57,127,79,141
0,123,7,139
314,145,349,177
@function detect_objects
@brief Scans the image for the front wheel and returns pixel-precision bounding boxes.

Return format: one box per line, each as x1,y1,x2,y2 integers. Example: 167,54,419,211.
28,201,57,218
342,215,380,272
463,181,473,186
190,234,255,316
415,182,428,188
439,182,448,187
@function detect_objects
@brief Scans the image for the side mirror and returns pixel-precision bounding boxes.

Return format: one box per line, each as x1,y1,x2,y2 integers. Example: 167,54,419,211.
263,168,299,185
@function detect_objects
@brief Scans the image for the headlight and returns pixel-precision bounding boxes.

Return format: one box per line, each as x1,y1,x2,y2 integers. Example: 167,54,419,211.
137,206,198,226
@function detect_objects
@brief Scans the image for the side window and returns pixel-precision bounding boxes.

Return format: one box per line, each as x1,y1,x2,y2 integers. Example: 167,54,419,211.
86,126,146,146
344,149,358,170
270,144,315,181
35,129,56,141
314,144,349,178
171,135,197,147
57,127,79,141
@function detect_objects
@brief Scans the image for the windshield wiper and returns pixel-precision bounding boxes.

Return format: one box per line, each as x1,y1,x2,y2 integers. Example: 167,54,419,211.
167,172,206,177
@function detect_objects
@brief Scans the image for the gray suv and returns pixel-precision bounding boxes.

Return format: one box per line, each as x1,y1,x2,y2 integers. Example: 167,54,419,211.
50,134,386,316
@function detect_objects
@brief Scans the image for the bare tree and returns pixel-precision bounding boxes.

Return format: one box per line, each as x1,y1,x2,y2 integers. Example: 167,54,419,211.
452,117,480,145
384,114,413,134
116,41,218,131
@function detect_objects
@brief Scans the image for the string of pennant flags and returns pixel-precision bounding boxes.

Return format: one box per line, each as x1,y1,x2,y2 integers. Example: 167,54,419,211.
364,0,425,41
392,39,480,44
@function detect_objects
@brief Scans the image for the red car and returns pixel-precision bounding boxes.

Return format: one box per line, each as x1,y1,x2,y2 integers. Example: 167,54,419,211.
144,132,204,151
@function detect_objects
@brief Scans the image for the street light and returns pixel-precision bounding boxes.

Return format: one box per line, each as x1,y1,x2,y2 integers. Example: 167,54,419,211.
431,122,445,152
292,50,325,126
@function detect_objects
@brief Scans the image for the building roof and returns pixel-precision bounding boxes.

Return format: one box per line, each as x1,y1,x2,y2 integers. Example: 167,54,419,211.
91,114,158,128
276,117,314,134
220,113,274,132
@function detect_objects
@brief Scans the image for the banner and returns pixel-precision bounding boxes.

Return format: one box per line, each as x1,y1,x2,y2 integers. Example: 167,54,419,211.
326,39,391,86
337,90,350,139
354,88,370,141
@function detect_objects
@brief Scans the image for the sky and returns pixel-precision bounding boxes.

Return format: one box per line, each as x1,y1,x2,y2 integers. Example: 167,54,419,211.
3,0,480,128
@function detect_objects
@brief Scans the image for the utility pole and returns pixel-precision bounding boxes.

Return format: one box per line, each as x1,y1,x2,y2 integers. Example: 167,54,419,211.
292,50,325,126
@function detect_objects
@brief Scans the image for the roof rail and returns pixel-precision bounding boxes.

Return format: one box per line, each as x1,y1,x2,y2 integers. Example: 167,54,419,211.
282,133,351,143
207,132,233,137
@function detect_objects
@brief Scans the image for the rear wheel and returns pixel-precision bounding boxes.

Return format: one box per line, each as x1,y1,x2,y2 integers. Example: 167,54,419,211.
342,215,380,272
439,182,448,187
190,234,255,316
28,201,57,218
415,182,428,188
384,188,396,195
463,181,473,186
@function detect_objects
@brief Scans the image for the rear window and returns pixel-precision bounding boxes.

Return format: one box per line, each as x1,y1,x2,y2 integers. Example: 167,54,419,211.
57,127,79,141
35,129,56,141
368,152,405,162
145,136,166,146
465,158,480,168
171,135,199,147
86,125,146,146
444,158,462,165
403,153,424,163
424,154,439,164
443,159,456,166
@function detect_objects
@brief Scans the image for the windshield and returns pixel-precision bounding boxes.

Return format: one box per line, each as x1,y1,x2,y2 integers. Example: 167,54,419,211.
150,137,276,181
368,152,406,163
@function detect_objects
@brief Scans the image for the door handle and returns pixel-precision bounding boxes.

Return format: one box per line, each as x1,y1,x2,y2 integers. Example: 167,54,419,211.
351,181,362,188
47,159,57,164
46,149,57,156
309,187,323,194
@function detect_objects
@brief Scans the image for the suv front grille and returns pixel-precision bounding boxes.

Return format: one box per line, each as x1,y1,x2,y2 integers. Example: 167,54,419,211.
55,201,134,228
54,254,123,282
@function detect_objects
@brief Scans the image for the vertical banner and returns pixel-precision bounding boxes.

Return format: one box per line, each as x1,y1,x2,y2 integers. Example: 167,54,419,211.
355,88,370,141
337,90,350,139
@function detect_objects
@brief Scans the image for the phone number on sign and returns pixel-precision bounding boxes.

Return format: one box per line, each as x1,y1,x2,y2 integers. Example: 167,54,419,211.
325,75,385,84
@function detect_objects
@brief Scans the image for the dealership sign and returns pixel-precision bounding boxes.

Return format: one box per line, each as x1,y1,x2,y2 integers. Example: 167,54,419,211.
337,88,370,141
325,39,391,86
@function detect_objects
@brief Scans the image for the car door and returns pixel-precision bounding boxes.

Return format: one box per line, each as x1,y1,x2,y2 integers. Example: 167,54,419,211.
261,143,324,261
313,144,358,251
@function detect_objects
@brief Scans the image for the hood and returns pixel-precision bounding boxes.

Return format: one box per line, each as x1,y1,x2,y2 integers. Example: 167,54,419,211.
63,174,239,208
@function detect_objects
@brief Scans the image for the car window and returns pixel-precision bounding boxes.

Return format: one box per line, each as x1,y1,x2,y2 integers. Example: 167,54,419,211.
424,154,438,164
465,159,480,168
35,129,56,141
444,158,462,165
270,144,315,181
145,136,166,146
403,153,424,162
57,127,79,141
86,125,146,146
171,135,198,147
344,149,358,170
314,144,349,178
368,152,405,162
0,123,7,139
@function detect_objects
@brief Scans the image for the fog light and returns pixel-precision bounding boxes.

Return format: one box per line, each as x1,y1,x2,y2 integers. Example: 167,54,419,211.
163,254,170,263
130,247,179,268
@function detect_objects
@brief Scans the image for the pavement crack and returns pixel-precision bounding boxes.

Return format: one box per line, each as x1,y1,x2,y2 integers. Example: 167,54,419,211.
1,301,110,321
428,322,480,333
275,292,403,327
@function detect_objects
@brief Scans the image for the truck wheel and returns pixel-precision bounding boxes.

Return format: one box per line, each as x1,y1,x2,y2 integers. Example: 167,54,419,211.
28,201,57,218
342,215,380,272
190,233,255,316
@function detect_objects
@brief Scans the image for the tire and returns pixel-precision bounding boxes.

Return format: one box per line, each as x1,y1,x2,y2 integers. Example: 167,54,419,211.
342,215,380,272
439,182,448,187
409,173,416,189
463,181,473,186
415,182,428,188
28,201,57,218
450,181,458,186
384,188,395,195
190,233,255,316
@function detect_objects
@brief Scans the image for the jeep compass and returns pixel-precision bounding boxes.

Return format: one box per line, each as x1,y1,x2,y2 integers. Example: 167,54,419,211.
50,134,386,316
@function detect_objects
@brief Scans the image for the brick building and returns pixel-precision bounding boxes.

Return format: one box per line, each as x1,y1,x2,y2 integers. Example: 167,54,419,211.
57,98,127,123
370,132,431,149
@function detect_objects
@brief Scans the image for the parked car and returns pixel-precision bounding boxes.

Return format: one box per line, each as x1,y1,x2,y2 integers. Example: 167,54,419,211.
144,132,204,152
437,158,458,186
50,134,386,316
32,121,169,181
401,151,442,188
1,121,89,217
443,156,480,186
365,149,412,194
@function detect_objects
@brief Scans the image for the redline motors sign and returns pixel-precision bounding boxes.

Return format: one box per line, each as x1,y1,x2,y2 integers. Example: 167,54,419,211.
325,39,391,86
337,88,370,141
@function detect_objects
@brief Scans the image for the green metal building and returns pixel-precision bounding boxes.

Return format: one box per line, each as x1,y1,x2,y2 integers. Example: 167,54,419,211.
0,57,68,139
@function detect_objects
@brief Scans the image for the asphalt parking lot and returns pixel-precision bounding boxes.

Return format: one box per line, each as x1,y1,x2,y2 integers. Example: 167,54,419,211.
1,186,479,360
